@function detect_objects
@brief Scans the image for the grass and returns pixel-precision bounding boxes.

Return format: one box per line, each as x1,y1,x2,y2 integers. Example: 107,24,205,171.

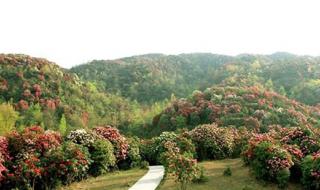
61,168,147,190
157,158,302,190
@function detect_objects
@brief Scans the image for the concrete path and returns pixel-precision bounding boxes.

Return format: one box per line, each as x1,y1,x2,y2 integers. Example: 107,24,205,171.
129,165,164,190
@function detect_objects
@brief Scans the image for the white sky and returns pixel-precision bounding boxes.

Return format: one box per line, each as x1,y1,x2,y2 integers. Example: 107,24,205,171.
1,0,320,68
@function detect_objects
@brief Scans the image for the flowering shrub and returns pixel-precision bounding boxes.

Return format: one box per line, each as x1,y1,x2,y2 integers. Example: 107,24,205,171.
66,129,118,174
301,153,320,190
66,129,97,147
283,144,303,164
280,128,320,156
0,137,10,182
88,139,115,176
189,124,234,160
93,126,129,161
41,142,91,187
6,153,42,189
140,139,157,165
161,141,200,190
243,135,293,188
242,133,274,164
0,127,93,189
140,132,195,165
231,127,251,158
118,137,142,169
8,126,61,158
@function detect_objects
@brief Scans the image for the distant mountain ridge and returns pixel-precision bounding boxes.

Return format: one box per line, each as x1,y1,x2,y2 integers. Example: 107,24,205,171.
71,52,320,105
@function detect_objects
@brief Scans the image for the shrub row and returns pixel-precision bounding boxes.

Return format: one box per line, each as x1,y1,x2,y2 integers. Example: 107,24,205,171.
0,125,143,190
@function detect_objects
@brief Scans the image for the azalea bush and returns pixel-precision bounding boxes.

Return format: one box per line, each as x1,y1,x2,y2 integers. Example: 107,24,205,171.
301,152,320,190
66,129,97,147
87,139,115,176
0,126,92,189
1,126,63,189
118,137,142,169
93,126,129,162
140,131,195,165
41,142,91,188
0,123,142,190
189,124,234,160
161,141,200,190
8,126,61,158
243,134,293,188
140,139,157,165
280,128,320,156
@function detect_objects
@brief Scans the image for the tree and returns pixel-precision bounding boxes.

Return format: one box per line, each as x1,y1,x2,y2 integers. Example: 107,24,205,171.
59,114,67,136
0,103,19,135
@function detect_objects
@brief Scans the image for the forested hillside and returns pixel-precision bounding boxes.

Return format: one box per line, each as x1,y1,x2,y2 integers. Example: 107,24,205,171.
70,53,234,103
71,52,320,105
0,54,155,133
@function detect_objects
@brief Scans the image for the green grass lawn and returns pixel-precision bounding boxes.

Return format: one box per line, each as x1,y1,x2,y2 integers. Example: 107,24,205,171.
61,168,147,190
158,158,302,190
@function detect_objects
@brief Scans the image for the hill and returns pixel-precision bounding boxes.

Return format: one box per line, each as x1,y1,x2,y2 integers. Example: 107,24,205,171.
0,54,142,131
149,85,320,135
70,53,233,103
71,53,320,105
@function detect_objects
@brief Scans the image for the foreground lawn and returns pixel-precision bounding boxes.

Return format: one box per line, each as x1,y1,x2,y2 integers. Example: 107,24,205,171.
61,168,147,190
158,158,302,190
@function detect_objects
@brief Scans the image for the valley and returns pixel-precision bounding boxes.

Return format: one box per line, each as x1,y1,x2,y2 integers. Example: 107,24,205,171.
0,53,320,189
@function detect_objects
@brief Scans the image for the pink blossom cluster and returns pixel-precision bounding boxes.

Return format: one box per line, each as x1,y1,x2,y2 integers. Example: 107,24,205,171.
0,137,10,181
93,126,129,161
267,156,293,175
283,145,303,161
308,153,320,180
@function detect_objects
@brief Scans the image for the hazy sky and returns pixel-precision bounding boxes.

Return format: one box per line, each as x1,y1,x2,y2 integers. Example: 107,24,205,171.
1,0,320,68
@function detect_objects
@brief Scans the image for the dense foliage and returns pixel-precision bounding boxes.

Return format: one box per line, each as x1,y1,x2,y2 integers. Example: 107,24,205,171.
189,124,235,160
0,125,145,190
93,126,129,162
150,86,320,135
71,53,320,106
242,127,320,188
88,139,116,176
161,141,200,190
140,131,195,165
0,54,157,133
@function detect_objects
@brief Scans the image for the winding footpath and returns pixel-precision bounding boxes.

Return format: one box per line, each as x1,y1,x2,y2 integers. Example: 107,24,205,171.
129,166,165,190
